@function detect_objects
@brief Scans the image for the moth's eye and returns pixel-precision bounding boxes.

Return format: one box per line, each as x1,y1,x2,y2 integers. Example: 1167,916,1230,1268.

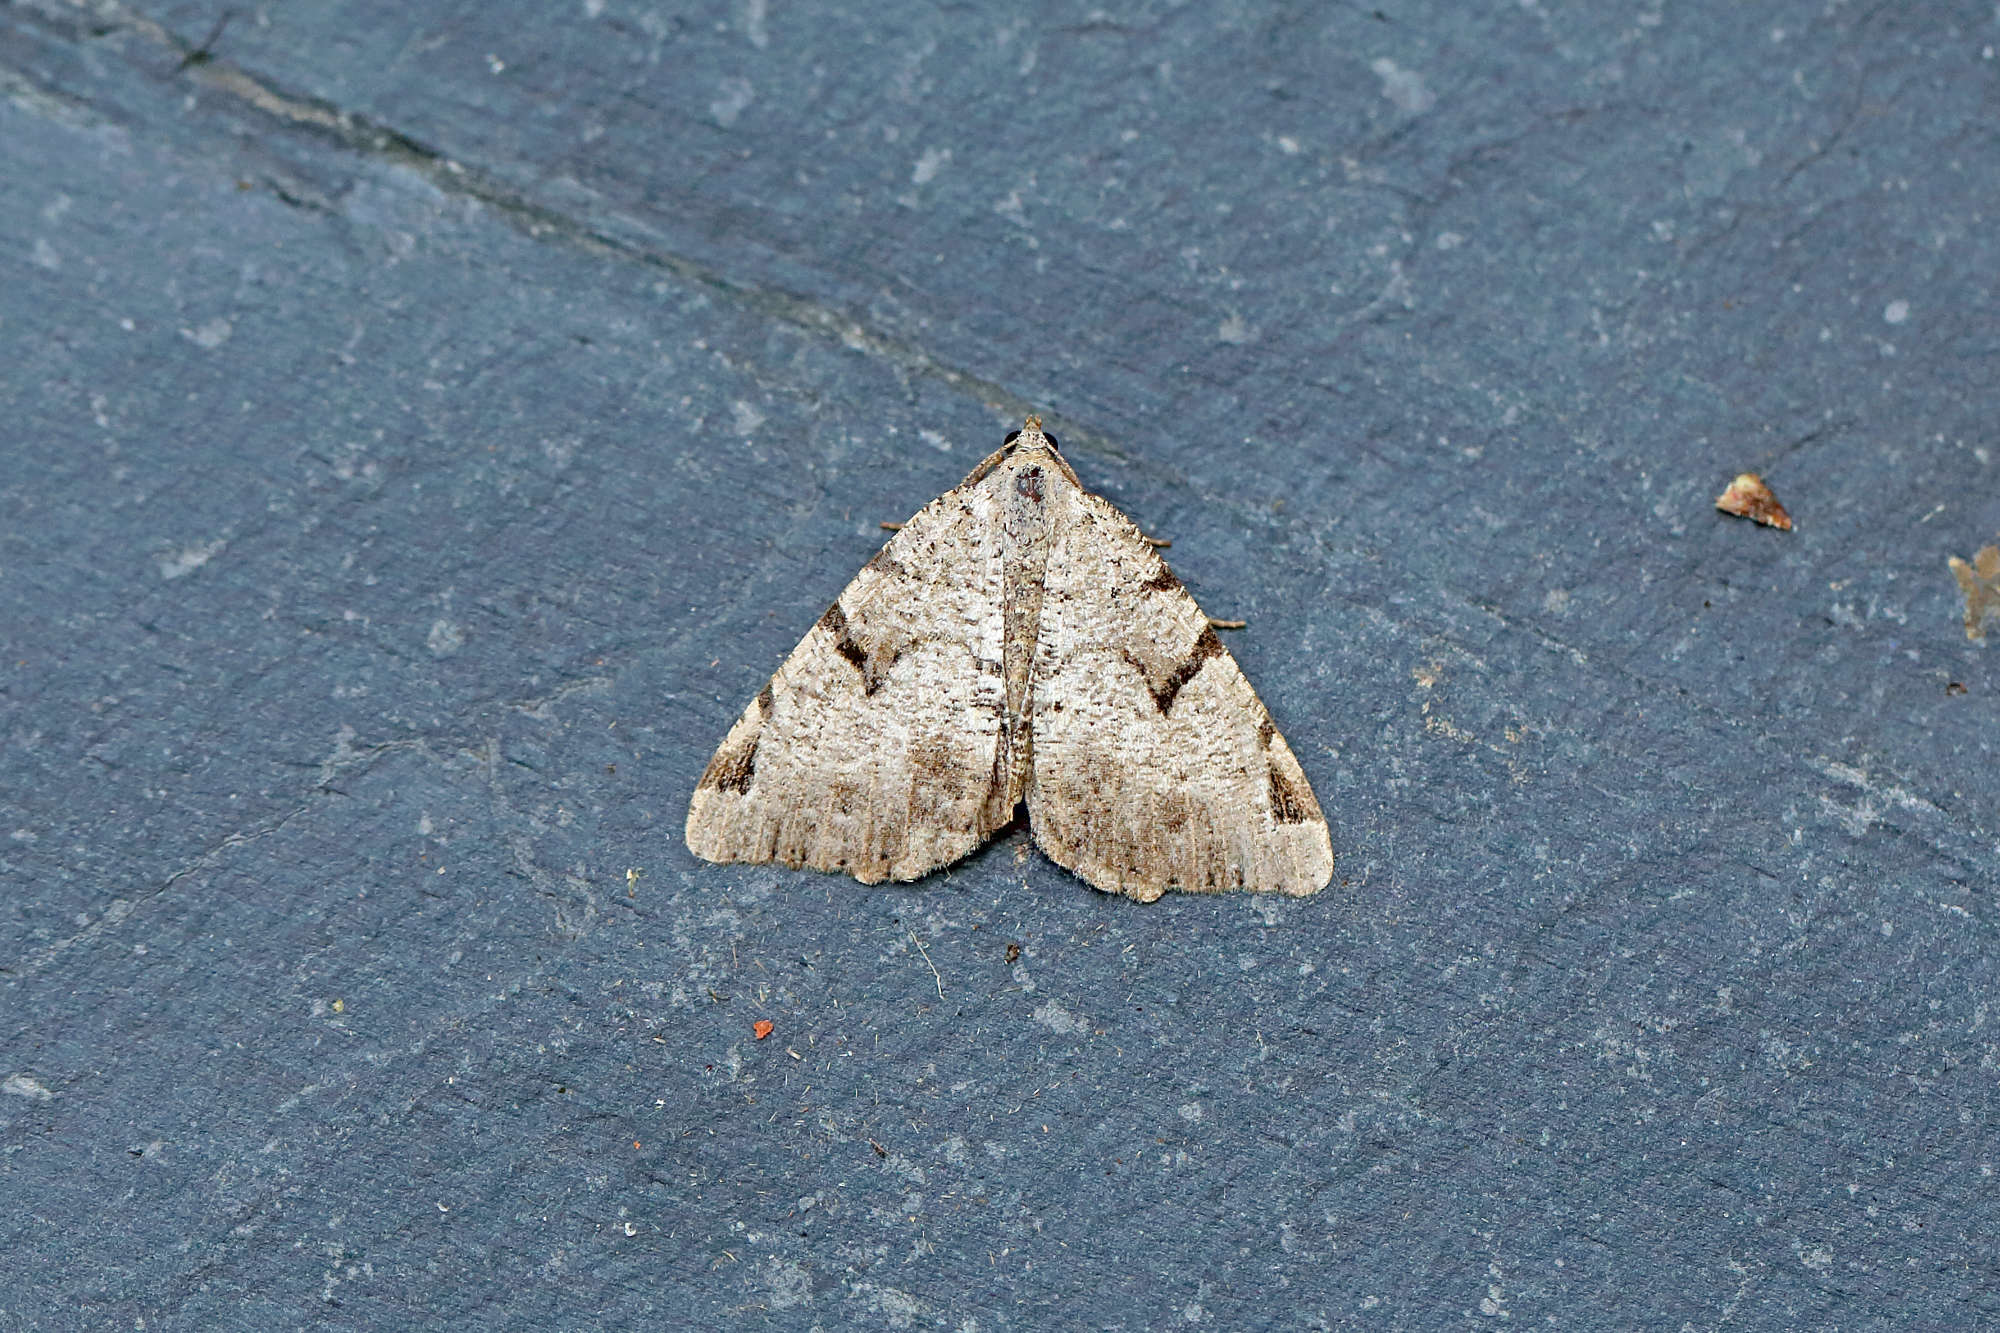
1043,432,1061,452
1003,430,1022,445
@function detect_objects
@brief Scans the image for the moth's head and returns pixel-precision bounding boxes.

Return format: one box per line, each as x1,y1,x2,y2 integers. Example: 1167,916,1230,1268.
1003,414,1061,456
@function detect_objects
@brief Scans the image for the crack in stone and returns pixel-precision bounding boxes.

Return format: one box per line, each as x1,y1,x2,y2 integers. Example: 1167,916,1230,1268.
21,0,1130,468
10,800,321,977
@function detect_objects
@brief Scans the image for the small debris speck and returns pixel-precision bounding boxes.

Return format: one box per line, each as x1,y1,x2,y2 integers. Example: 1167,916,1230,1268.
1948,545,2000,641
1715,473,1793,530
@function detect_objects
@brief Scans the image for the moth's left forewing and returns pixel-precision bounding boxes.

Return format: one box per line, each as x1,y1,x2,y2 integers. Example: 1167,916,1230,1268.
1025,482,1333,900
684,476,1011,883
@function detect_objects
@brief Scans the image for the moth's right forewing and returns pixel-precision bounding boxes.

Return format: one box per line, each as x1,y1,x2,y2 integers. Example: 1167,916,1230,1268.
1024,487,1333,900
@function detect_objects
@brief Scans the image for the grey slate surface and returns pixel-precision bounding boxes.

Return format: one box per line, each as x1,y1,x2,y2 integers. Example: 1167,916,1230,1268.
3,0,1996,1327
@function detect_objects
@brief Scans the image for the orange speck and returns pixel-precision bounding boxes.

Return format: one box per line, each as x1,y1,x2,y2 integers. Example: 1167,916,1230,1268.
753,1020,775,1040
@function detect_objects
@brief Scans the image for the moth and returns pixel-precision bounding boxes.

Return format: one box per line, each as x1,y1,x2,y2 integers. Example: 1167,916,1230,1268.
685,417,1333,900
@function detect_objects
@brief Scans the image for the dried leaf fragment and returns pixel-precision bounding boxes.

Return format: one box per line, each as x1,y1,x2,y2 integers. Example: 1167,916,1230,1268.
1715,473,1793,530
752,1019,775,1041
1948,544,2000,642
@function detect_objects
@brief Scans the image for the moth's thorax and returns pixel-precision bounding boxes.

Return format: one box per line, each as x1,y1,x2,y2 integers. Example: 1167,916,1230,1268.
995,424,1078,498
1001,452,1056,508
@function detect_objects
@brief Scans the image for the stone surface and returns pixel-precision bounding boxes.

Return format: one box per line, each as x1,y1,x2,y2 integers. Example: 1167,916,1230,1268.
3,1,1995,1327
